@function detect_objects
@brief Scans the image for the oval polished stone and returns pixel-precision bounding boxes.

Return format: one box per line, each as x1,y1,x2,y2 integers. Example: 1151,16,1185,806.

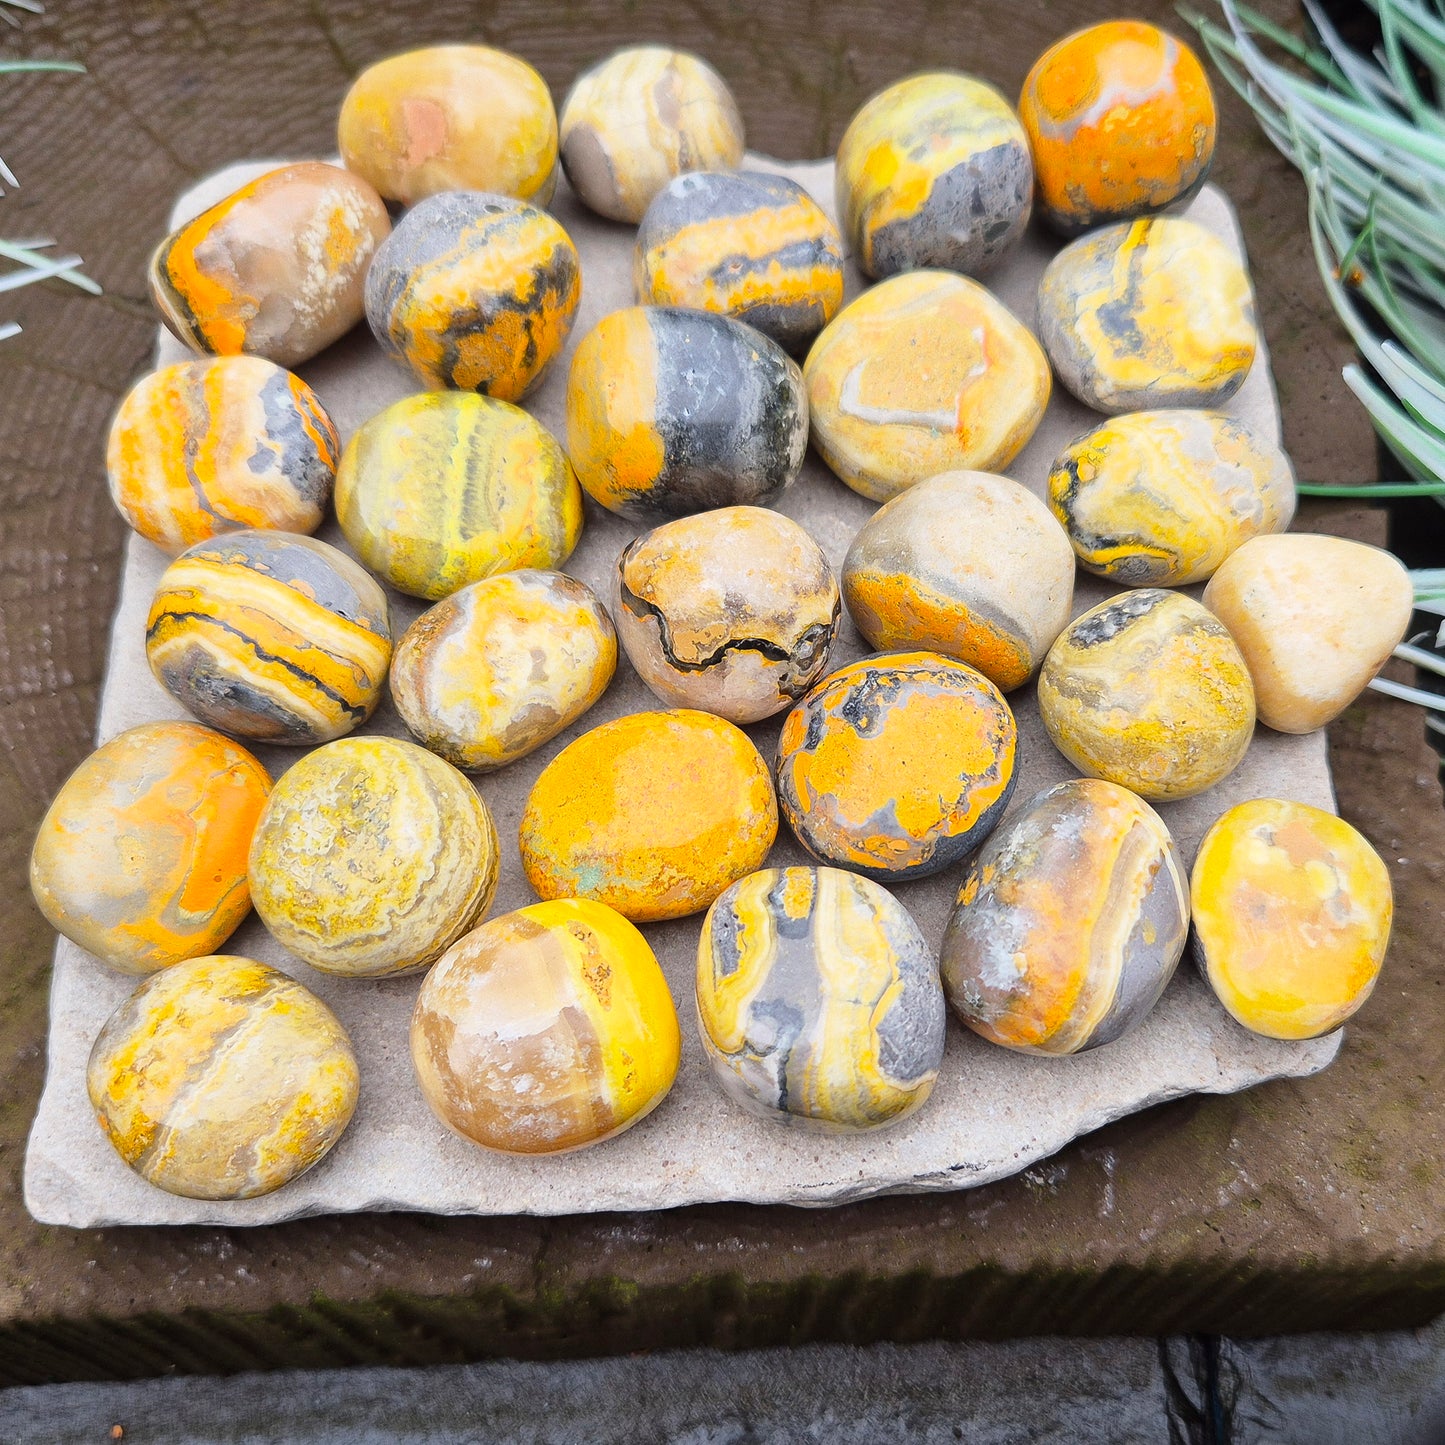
365,191,581,401
1037,217,1257,413
1038,590,1255,800
88,955,359,1200
338,45,558,207
842,470,1074,691
615,506,840,724
149,162,390,368
559,46,745,223
634,169,844,353
411,898,681,1155
249,736,498,978
566,306,807,520
836,71,1032,279
804,270,1050,503
146,530,392,745
1202,533,1413,734
519,709,777,923
107,356,338,557
1192,798,1392,1040
30,722,271,976
1049,410,1296,587
1021,21,1217,235
391,570,617,772
776,652,1017,880
941,778,1188,1055
335,392,583,600
697,866,945,1131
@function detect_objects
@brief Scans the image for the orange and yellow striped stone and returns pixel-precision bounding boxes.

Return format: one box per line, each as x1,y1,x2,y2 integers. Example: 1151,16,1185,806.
520,709,777,922
941,778,1188,1055
411,898,681,1154
559,46,745,223
392,570,617,772
248,736,498,979
149,162,390,368
776,652,1017,880
1021,21,1217,235
338,45,557,207
107,356,338,556
334,392,583,601
145,530,392,745
804,270,1050,502
1038,590,1255,801
88,954,359,1200
1192,799,1392,1040
30,722,270,976
697,866,945,1130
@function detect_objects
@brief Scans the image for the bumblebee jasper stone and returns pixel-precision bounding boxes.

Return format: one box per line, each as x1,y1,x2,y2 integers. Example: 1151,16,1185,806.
566,307,807,519
615,506,839,724
149,162,390,368
1037,217,1257,414
391,570,616,772
1049,410,1296,587
249,736,498,978
835,72,1032,280
776,653,1017,880
1021,21,1217,236
88,955,359,1200
1038,590,1255,800
559,46,745,223
520,709,777,922
411,899,681,1154
697,866,945,1131
107,356,338,556
334,392,582,600
634,170,844,353
940,778,1188,1055
146,530,391,745
338,45,558,207
804,271,1049,503
365,191,581,401
1202,533,1413,734
30,722,270,976
1192,799,1392,1040
842,470,1073,691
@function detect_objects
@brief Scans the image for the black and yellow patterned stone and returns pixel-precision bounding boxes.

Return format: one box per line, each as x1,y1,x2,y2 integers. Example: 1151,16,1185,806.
365,191,581,402
145,530,392,745
566,306,808,519
634,170,844,353
334,392,583,600
696,866,946,1131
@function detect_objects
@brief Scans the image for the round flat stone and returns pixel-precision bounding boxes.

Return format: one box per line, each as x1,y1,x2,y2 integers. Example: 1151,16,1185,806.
391,569,616,772
697,866,945,1130
804,270,1050,503
1192,798,1392,1040
1038,589,1255,800
776,652,1017,880
1048,409,1296,587
88,955,359,1200
30,721,270,976
615,505,839,724
836,71,1032,279
519,709,777,923
1202,533,1413,734
335,391,582,601
941,778,1188,1055
1037,216,1257,413
411,898,681,1155
842,469,1074,691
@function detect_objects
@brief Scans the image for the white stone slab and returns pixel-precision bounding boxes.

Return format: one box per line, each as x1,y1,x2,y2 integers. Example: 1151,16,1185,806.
25,157,1339,1227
